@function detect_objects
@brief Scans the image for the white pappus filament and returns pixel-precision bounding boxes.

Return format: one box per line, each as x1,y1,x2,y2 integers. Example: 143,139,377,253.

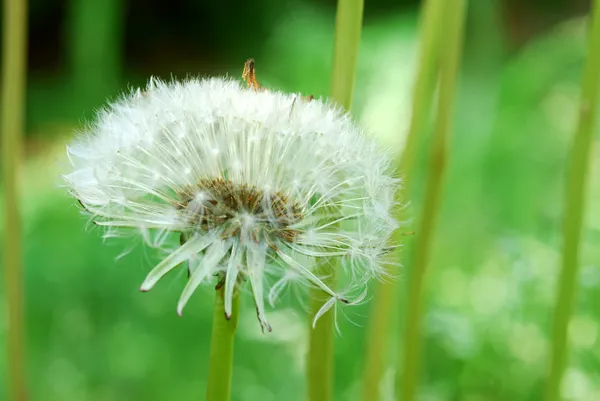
63,74,400,332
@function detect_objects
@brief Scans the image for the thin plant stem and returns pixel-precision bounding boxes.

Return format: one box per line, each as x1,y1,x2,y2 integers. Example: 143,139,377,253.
307,1,363,401
206,287,240,401
1,0,28,399
398,0,445,187
362,0,444,398
307,263,337,401
329,0,364,110
399,1,467,400
545,3,600,400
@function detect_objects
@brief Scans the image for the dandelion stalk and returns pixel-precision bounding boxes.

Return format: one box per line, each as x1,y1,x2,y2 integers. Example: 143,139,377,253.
363,0,444,398
329,0,364,110
307,1,363,401
2,0,28,400
307,263,337,401
399,1,467,400
545,2,600,400
206,286,239,401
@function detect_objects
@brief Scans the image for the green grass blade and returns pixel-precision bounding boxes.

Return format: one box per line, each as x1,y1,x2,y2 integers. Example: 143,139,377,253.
329,0,364,110
307,1,363,400
362,0,444,398
398,1,468,400
545,3,600,400
1,0,28,399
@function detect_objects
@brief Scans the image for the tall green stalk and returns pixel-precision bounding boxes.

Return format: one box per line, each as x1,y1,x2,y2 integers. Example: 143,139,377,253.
398,1,467,401
545,3,600,400
328,0,364,110
307,263,337,401
362,0,444,398
2,0,28,400
307,1,363,401
206,287,239,401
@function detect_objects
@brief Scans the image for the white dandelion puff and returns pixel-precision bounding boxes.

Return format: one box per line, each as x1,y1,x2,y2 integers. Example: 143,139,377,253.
63,63,400,332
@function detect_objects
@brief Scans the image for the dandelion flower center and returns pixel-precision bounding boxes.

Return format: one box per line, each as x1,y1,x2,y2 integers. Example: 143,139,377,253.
176,178,302,244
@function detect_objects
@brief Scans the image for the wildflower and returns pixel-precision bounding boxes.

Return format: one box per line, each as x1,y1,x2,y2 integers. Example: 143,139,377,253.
63,61,399,332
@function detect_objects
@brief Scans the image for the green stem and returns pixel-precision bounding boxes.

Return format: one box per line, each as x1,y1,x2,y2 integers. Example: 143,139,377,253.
399,1,467,401
363,0,444,398
398,0,446,187
329,0,364,110
206,287,239,401
307,265,336,401
2,0,28,399
307,2,363,400
545,3,600,401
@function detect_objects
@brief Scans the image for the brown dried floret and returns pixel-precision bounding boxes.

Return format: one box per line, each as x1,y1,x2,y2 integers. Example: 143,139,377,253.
176,178,303,243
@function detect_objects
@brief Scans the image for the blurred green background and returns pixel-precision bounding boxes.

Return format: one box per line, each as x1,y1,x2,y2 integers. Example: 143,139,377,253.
2,0,600,400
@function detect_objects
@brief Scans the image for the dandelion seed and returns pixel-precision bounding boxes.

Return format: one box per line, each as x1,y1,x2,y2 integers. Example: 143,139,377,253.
63,61,400,332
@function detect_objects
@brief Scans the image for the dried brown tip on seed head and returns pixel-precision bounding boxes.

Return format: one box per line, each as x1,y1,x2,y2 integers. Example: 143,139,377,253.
261,322,273,333
242,58,261,91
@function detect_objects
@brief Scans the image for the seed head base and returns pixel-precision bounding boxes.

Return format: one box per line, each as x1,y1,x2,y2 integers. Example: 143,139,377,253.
176,178,303,245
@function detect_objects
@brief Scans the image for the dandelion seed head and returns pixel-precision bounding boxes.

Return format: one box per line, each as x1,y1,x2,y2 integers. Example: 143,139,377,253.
63,74,400,331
